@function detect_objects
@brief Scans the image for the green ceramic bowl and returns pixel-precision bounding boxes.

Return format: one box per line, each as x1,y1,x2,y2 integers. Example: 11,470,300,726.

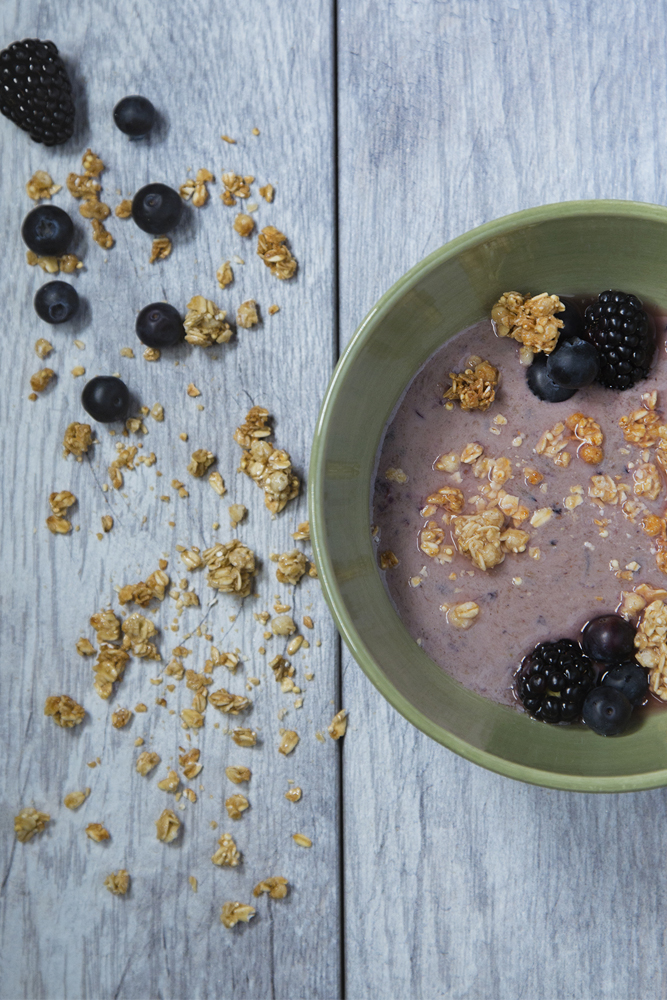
310,199,667,793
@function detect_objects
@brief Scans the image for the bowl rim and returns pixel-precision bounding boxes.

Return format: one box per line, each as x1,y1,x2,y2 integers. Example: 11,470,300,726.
309,198,667,794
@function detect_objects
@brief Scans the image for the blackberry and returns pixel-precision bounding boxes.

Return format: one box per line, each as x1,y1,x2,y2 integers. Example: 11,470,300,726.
517,638,595,723
584,290,654,390
0,39,75,145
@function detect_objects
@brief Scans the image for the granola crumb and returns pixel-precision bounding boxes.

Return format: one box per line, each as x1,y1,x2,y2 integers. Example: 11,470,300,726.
63,422,93,460
86,822,110,842
149,236,172,263
64,788,90,810
157,770,180,793
268,304,280,315
187,448,215,478
101,514,113,533
76,637,95,657
111,707,132,729
104,870,130,895
30,368,55,393
278,730,299,755
136,751,161,775
189,876,198,892
443,602,480,629
292,833,312,848
44,694,85,728
71,365,85,378
26,170,61,200
257,226,297,280
229,503,247,528
212,832,241,866
253,876,288,899
237,299,259,328
225,766,251,784
115,199,132,218
328,709,348,739
216,260,233,288
91,219,114,249
187,383,201,397
14,807,50,842
135,703,148,714
379,549,399,570
34,338,53,359
220,901,255,929
232,728,257,747
221,135,237,144
225,794,250,820
285,787,302,802
155,808,181,842
259,183,274,202
233,213,255,237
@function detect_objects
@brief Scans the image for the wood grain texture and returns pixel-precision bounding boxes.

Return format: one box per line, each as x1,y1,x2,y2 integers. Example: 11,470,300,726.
338,2,667,998
0,3,340,999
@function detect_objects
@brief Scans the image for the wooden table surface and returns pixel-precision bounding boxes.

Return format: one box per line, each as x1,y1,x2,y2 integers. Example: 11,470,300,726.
2,2,667,998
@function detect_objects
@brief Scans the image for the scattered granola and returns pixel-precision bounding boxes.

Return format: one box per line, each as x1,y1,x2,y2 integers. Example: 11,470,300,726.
64,789,90,810
328,709,348,739
86,823,110,842
180,168,214,207
155,809,181,843
183,295,233,347
444,356,499,411
15,807,50,842
90,609,120,642
225,766,251,784
115,200,132,218
26,170,61,200
443,601,480,629
210,688,251,714
237,299,259,328
292,833,312,848
76,637,95,657
285,787,302,802
225,794,250,819
220,902,255,929
121,613,160,659
34,338,53,359
253,876,288,899
93,645,130,700
278,730,299,755
111,707,132,729
257,226,297,279
44,694,85,728
234,213,255,237
63,422,92,460
149,236,172,263
259,183,274,202
30,368,55,393
203,539,257,597
275,549,308,586
157,770,180,793
46,513,72,535
235,406,300,513
104,870,130,895
212,832,241,866
26,249,84,273
221,172,250,204
136,751,161,776
232,728,257,747
216,260,233,288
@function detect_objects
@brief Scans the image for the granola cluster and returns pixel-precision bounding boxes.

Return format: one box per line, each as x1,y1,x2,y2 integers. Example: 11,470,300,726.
536,412,604,467
26,250,83,274
63,422,93,460
46,489,76,534
444,356,499,411
234,406,299,514
491,291,564,356
44,694,85,728
212,832,241,867
187,449,215,478
257,226,297,280
180,168,214,207
67,149,114,249
451,509,529,571
203,539,257,597
635,599,667,700
221,172,252,205
183,295,234,347
118,568,170,606
104,870,130,895
26,170,62,200
220,901,255,928
14,806,50,843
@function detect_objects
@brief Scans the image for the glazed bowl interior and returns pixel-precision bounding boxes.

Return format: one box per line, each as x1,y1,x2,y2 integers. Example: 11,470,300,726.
310,200,667,792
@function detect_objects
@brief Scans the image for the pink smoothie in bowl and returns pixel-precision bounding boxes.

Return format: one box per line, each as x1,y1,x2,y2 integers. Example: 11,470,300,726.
372,291,667,736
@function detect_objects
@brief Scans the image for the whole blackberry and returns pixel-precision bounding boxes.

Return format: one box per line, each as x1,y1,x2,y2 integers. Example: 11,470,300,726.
517,638,596,723
0,39,75,145
584,290,654,390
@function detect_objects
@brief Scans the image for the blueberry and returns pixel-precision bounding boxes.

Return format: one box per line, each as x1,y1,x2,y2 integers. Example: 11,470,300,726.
602,662,648,707
546,337,600,389
81,376,129,423
556,298,585,342
131,183,182,235
113,95,155,137
33,280,79,324
136,302,184,348
526,353,577,403
22,204,73,255
581,614,637,663
582,686,633,736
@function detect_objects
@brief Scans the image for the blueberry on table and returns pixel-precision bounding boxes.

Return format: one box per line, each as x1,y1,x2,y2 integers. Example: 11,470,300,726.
131,183,182,235
22,204,73,255
0,38,75,145
113,95,155,137
546,337,600,389
136,302,184,347
526,353,577,403
581,614,637,663
34,280,79,323
81,376,129,423
602,663,648,707
582,686,633,736
583,290,654,391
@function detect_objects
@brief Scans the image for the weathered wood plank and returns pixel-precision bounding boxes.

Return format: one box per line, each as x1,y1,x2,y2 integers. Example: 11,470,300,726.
0,3,340,999
338,1,667,998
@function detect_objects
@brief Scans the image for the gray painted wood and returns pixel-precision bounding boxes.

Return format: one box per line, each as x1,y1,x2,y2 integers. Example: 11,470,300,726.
338,1,667,998
0,3,340,999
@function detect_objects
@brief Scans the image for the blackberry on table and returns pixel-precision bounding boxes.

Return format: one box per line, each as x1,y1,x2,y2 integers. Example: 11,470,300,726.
517,638,596,723
0,39,74,145
584,290,654,390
